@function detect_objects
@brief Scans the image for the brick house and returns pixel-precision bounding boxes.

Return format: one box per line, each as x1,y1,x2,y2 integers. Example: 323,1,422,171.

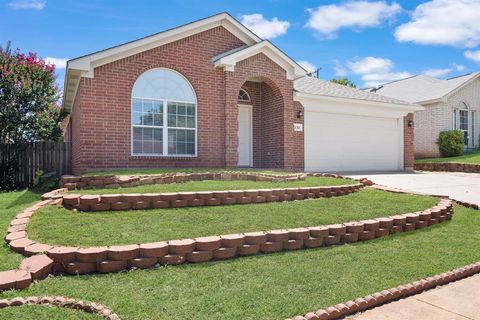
374,73,480,158
63,12,422,174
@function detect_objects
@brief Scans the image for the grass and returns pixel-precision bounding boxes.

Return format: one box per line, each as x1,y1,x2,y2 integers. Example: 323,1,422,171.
69,176,353,195
83,168,296,177
28,189,437,246
0,205,479,320
416,151,480,164
0,305,102,320
0,190,41,271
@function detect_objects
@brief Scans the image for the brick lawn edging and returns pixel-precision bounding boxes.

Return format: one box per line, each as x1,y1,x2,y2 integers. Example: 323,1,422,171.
44,173,367,211
3,195,453,279
56,184,364,212
415,162,480,173
288,262,480,320
0,296,120,319
59,171,311,190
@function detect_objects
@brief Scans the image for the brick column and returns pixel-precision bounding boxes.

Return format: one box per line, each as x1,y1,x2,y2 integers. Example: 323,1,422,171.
404,113,415,171
224,71,239,167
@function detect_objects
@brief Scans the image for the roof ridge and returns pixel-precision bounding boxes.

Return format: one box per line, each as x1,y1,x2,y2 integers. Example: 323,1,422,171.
446,72,474,80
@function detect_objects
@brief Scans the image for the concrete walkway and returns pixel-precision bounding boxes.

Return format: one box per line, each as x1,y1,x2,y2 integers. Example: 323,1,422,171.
346,171,480,206
347,273,480,320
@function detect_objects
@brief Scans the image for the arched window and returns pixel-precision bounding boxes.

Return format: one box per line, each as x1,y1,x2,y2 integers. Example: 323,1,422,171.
238,89,251,102
131,68,196,156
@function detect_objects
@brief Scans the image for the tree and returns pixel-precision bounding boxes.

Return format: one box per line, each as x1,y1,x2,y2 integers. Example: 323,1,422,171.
0,42,66,144
330,77,357,88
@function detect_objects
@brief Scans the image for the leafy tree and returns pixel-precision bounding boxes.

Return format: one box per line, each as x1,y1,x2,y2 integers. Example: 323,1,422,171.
0,42,66,143
330,77,357,88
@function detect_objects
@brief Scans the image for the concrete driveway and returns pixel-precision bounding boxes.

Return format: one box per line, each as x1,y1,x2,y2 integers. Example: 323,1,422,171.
346,171,480,206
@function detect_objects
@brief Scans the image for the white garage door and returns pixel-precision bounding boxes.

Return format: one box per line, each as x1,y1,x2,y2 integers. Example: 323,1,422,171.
305,111,403,172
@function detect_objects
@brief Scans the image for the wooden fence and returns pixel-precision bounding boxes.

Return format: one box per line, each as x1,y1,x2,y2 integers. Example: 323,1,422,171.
0,142,71,190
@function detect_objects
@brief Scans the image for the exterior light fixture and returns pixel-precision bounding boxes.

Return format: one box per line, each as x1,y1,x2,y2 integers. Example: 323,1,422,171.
296,110,303,119
408,120,414,127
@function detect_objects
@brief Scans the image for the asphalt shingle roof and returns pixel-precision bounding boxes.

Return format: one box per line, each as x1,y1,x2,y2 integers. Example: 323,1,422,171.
294,76,412,106
373,73,480,104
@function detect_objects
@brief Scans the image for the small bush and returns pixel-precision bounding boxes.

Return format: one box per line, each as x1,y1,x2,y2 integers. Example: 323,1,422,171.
437,130,464,157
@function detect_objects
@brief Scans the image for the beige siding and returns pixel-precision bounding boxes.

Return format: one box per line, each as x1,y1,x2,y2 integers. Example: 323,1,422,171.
414,78,480,158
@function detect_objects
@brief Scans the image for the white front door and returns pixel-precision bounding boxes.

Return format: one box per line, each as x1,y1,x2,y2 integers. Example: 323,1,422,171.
237,105,252,167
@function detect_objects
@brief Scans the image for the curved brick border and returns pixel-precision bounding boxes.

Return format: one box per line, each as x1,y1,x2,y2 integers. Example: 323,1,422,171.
3,195,453,278
56,184,364,212
289,261,480,320
0,296,120,319
59,171,311,190
415,162,480,173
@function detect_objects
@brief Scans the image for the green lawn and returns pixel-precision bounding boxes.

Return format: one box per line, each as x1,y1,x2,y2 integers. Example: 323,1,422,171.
70,176,353,195
0,190,41,271
28,189,437,246
83,168,296,177
0,305,101,320
416,151,480,164
1,205,479,320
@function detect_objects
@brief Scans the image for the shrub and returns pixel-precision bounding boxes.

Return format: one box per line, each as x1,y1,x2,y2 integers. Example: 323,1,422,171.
437,130,464,157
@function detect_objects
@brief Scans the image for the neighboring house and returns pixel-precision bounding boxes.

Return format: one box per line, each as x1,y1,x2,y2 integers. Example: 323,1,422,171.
373,73,480,158
63,12,421,174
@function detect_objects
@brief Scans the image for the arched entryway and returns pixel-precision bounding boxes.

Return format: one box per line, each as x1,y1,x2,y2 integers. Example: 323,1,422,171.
236,77,285,168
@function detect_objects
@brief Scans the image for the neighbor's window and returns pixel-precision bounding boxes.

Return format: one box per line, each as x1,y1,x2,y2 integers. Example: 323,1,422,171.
238,88,251,102
131,68,196,156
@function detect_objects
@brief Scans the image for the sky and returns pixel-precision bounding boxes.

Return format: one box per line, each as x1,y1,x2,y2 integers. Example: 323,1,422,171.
2,0,480,89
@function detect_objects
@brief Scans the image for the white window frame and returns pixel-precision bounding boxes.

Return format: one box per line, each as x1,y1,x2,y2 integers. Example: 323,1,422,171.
131,69,197,157
453,102,471,147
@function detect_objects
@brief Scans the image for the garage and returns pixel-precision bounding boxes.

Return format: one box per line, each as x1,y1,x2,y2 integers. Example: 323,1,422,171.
304,111,404,172
294,76,423,172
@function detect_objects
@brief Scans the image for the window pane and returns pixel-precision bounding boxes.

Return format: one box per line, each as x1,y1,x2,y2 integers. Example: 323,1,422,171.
153,114,162,126
178,104,186,115
186,130,195,142
153,128,162,141
168,103,176,114
177,116,186,128
143,101,154,113
168,115,176,127
168,129,195,155
142,113,154,126
153,141,162,154
133,127,142,140
187,105,195,116
143,141,153,154
132,140,142,154
133,99,142,112
132,113,142,126
186,116,195,128
153,101,162,113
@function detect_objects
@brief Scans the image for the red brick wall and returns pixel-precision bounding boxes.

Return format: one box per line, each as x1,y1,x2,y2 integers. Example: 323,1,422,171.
71,26,246,174
224,53,302,170
404,113,415,170
71,25,306,174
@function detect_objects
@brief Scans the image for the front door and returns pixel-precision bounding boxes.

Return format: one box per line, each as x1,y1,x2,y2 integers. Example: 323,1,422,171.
237,105,252,167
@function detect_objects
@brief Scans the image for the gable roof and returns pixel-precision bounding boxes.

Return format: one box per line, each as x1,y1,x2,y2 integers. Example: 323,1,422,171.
294,76,413,106
213,41,307,80
63,12,263,111
372,73,480,104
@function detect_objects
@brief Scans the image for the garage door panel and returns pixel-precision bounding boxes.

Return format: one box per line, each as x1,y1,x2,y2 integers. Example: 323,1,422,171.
305,111,403,172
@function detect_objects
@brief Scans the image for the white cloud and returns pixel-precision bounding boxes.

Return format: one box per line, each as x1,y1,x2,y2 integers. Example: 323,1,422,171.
44,57,68,69
306,1,402,39
8,0,46,10
240,14,290,39
347,56,392,74
395,0,480,48
340,56,412,87
297,60,317,73
422,64,465,77
465,50,480,63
